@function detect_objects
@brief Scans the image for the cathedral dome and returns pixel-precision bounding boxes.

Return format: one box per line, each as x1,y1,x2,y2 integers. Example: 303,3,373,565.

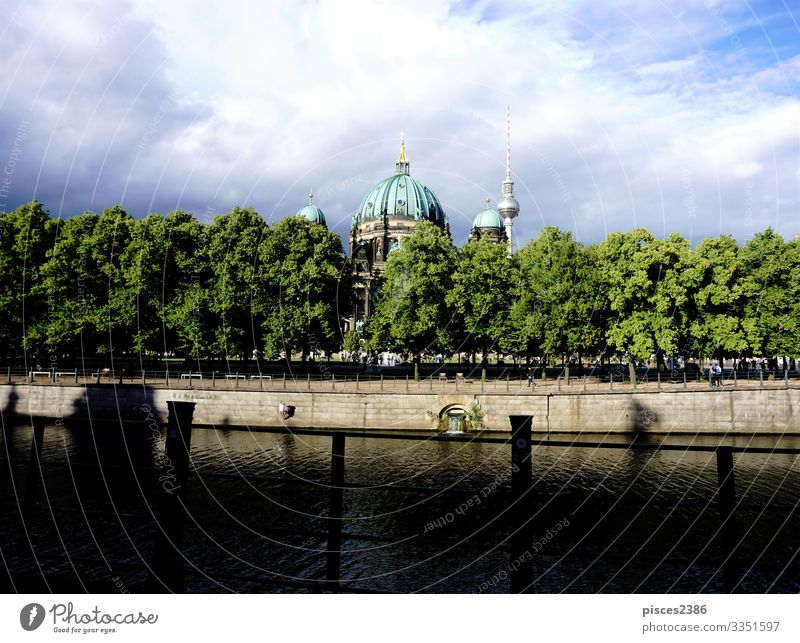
351,136,447,229
352,174,446,227
296,191,326,227
473,200,503,229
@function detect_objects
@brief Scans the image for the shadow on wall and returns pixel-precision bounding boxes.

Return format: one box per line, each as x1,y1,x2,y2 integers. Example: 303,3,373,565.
629,398,658,435
64,386,161,468
1,385,20,426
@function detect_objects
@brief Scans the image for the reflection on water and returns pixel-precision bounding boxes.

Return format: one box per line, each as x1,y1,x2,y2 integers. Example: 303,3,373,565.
1,422,799,593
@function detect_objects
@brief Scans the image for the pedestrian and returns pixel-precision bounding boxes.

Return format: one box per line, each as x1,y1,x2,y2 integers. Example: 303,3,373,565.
710,359,722,387
526,366,533,388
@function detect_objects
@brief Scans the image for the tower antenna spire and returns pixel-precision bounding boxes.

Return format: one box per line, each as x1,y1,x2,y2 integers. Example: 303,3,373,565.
506,105,511,179
497,106,520,256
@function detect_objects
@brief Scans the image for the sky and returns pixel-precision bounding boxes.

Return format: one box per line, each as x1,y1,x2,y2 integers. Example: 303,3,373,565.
0,0,798,248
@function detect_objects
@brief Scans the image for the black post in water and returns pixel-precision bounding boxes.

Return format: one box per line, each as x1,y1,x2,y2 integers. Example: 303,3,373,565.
18,417,46,549
148,401,196,593
716,446,739,592
325,433,346,592
509,415,534,594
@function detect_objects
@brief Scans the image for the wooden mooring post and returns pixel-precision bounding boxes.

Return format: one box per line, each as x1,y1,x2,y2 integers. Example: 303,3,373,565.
147,401,196,592
324,433,346,592
509,415,534,593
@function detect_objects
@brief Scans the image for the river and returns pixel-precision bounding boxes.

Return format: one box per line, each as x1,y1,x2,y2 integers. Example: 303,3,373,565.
1,421,798,593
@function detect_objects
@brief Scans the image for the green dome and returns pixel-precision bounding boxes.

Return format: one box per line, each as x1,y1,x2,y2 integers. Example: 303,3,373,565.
352,173,447,228
473,206,503,229
296,191,326,226
297,204,326,225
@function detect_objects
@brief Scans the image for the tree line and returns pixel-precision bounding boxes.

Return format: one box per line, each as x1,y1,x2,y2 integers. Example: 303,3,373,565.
366,220,800,375
0,201,352,367
2,201,798,372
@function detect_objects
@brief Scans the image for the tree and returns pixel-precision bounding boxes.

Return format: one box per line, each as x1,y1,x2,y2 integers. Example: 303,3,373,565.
505,227,600,367
447,237,514,363
738,229,797,358
122,210,210,362
84,205,136,358
685,235,748,360
162,211,213,359
206,207,268,359
258,215,353,365
342,329,361,357
596,229,692,377
368,220,456,378
35,212,98,359
0,201,55,361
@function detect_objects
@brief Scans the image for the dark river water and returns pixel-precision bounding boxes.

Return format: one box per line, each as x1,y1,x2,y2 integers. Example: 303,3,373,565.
1,421,799,593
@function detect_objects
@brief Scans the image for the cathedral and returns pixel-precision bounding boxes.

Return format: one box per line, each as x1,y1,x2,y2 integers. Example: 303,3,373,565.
293,110,520,332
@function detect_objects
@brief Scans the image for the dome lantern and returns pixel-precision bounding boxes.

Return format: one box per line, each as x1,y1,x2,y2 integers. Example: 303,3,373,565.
395,131,410,175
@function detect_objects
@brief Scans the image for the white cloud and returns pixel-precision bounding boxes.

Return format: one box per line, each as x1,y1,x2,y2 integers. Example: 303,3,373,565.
0,0,797,245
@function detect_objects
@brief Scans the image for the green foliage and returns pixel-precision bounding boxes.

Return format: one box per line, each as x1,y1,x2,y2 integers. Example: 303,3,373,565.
1,199,799,367
258,215,353,360
505,227,601,362
447,237,515,359
206,207,268,358
737,229,798,356
368,220,457,360
0,201,54,357
597,230,692,362
342,329,361,354
685,235,747,357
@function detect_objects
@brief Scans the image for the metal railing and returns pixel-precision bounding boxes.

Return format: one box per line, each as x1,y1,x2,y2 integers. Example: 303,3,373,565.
3,364,799,394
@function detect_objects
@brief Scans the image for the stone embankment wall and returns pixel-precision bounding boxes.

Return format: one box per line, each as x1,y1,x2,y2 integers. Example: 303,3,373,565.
1,384,797,434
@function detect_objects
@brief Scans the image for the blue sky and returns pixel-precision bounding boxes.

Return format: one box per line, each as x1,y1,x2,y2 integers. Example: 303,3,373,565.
0,0,798,248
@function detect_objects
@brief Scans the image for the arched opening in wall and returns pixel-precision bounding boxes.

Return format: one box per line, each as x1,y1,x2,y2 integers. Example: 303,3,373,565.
439,404,466,433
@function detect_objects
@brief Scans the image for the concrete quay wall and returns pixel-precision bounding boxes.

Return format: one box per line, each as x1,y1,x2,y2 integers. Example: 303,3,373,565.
0,384,797,434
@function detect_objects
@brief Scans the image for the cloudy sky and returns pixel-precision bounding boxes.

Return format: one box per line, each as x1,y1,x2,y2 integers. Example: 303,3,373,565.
1,0,798,247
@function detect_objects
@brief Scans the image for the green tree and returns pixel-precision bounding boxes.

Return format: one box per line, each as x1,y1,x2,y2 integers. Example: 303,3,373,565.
342,329,361,357
122,210,210,362
597,229,692,377
506,227,600,367
685,235,748,360
206,207,268,358
35,212,98,358
738,229,797,357
258,215,353,365
0,201,55,361
85,205,136,358
447,237,514,364
368,220,456,378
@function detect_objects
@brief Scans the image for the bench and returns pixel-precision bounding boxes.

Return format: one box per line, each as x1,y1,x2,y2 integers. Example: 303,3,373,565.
250,374,273,381
224,374,248,379
29,371,51,378
180,373,203,380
